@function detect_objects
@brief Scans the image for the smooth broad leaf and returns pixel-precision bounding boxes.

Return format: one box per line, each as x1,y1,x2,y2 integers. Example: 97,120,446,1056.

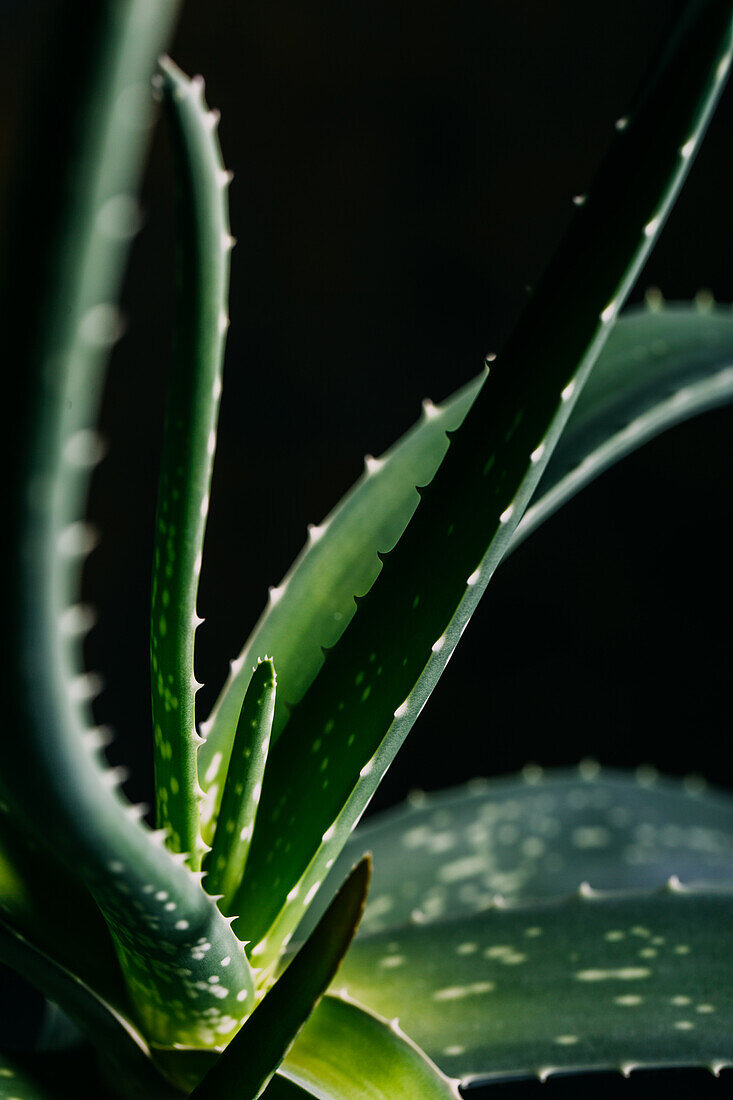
190,859,370,1099
230,6,733,971
0,918,178,1099
151,59,234,866
300,769,733,937
276,996,460,1100
337,885,733,1086
200,301,733,820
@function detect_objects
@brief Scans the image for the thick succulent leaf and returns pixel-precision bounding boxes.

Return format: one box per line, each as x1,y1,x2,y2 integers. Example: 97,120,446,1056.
2,1,254,1046
337,886,733,1085
230,5,733,969
300,769,733,937
201,300,733,825
0,919,178,1099
204,659,276,910
190,859,370,1099
151,59,234,867
276,996,460,1100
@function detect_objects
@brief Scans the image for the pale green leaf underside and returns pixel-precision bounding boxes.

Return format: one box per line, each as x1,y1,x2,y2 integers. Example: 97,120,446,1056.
300,770,733,936
337,887,733,1085
278,996,460,1099
201,303,733,823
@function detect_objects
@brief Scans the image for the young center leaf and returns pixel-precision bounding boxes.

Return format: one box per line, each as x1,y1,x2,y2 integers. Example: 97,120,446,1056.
203,659,276,909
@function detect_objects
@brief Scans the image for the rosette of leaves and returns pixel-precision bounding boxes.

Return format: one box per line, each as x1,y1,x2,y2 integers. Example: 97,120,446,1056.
1,1,733,1098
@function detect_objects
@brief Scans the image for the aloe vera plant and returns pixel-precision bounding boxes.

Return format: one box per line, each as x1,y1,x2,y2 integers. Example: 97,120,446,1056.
2,1,733,1097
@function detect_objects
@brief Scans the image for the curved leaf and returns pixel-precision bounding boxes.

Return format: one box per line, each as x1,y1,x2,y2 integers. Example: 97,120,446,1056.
1,2,254,1047
518,300,733,546
337,885,733,1086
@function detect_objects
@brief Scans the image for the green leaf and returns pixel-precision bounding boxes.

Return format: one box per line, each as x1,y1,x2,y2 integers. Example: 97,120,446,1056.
151,59,234,868
200,298,733,832
0,918,178,1099
1,2,255,1047
229,4,733,971
337,884,733,1085
190,859,370,1099
276,996,460,1100
518,299,733,547
302,769,733,936
204,659,276,910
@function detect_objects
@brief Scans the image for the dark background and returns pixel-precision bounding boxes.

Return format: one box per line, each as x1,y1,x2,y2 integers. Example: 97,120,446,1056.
2,1,733,1095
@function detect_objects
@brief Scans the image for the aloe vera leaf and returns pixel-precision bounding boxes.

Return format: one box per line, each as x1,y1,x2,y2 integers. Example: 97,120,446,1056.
151,58,234,868
300,769,733,939
203,659,275,910
229,4,733,970
337,884,733,1085
274,996,461,1100
2,1,254,1046
189,859,370,1100
0,919,179,1099
200,300,733,841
